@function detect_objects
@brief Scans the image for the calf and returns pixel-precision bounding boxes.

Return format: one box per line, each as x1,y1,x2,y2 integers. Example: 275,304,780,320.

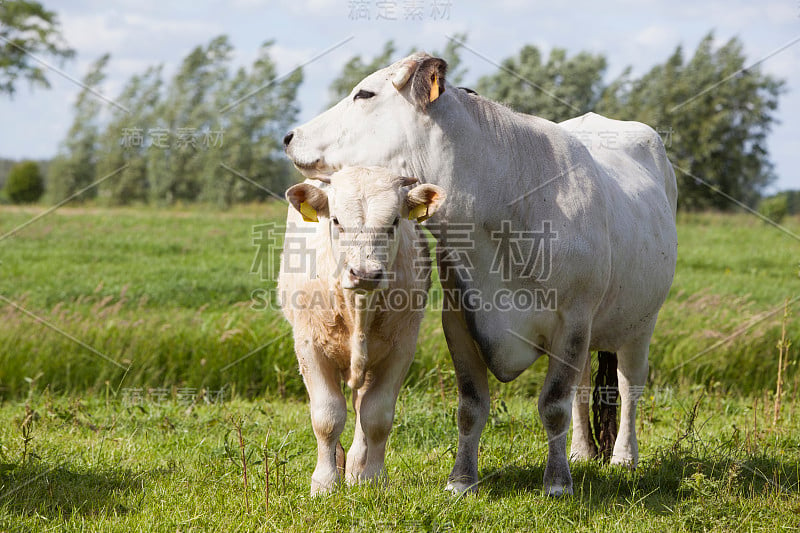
277,166,445,494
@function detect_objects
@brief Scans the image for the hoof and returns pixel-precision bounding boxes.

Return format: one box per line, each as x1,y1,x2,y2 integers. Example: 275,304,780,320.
610,455,637,469
310,483,334,497
445,479,478,494
310,476,337,496
569,447,598,463
545,483,573,498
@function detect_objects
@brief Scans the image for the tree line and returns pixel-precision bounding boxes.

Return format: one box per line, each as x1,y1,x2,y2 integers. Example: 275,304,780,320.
0,2,791,211
41,37,302,208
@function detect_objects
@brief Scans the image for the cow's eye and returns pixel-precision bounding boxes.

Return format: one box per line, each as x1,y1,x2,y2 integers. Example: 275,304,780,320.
354,89,376,100
331,216,340,227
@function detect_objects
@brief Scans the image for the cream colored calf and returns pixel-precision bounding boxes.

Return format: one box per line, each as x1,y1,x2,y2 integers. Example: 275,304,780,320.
277,166,444,495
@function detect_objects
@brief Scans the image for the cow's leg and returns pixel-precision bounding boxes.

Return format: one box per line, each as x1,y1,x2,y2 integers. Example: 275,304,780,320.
443,309,490,493
610,337,649,467
346,342,414,485
298,342,347,495
569,351,597,461
540,326,590,497
346,387,367,482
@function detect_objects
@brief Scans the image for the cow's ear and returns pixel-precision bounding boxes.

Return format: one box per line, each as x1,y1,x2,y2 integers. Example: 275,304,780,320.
405,184,446,222
286,183,329,222
393,56,447,109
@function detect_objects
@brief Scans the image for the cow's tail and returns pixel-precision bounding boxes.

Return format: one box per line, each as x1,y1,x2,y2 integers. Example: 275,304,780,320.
592,351,619,462
336,441,346,478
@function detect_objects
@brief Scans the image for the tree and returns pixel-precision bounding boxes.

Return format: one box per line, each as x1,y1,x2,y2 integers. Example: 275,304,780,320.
434,33,468,86
4,160,43,203
0,0,74,95
761,190,800,216
96,66,164,205
203,40,302,207
327,36,469,106
46,54,110,202
758,194,788,223
45,35,304,207
147,36,234,204
477,45,607,122
786,191,800,215
135,36,302,207
597,33,785,210
328,41,397,105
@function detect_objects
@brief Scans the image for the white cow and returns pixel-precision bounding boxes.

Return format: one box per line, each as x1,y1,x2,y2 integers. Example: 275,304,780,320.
278,166,445,495
283,53,677,496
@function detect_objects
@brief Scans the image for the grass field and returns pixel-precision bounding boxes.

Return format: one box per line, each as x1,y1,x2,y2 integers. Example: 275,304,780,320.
1,204,799,530
1,388,799,531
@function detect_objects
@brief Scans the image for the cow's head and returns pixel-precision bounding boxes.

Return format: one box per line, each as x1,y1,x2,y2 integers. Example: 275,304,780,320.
285,167,445,291
283,52,448,178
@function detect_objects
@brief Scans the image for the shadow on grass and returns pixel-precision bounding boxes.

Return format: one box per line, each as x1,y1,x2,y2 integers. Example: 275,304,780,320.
481,451,800,510
0,460,145,520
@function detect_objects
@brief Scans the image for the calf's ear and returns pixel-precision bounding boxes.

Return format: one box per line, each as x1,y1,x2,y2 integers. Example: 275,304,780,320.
392,55,448,109
285,183,329,222
405,184,446,223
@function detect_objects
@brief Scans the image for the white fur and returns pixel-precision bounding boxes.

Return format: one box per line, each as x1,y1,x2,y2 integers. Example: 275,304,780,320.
278,167,443,495
285,53,677,496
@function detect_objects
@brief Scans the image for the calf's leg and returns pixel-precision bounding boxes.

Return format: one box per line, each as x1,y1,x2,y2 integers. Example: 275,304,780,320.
346,340,415,484
297,341,347,495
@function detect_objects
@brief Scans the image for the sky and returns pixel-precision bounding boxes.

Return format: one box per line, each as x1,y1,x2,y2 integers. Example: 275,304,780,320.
1,0,799,192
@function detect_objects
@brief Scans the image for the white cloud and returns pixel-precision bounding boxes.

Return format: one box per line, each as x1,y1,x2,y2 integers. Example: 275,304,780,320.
634,25,679,48
762,49,800,80
62,10,223,61
275,0,339,17
61,13,126,52
764,1,799,24
268,43,320,74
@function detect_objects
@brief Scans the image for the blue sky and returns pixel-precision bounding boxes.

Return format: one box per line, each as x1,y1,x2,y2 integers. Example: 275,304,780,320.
2,0,799,191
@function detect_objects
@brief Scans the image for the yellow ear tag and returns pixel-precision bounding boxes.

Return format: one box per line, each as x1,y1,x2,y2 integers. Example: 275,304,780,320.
408,204,428,221
429,72,440,102
299,201,318,223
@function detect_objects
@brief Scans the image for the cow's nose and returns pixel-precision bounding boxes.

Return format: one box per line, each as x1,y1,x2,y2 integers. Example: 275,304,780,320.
283,131,294,147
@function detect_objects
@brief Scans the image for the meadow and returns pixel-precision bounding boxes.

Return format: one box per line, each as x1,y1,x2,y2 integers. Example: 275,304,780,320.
0,205,799,531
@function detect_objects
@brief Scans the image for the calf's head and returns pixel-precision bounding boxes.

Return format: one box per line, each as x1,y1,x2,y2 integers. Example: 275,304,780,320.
283,52,449,177
285,167,445,291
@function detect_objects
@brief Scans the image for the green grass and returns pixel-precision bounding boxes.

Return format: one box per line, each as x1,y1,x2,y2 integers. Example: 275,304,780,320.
3,206,797,398
0,205,799,529
651,212,800,392
1,389,798,531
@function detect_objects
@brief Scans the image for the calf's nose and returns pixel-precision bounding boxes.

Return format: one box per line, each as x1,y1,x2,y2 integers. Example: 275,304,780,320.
347,267,384,291
283,130,294,147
